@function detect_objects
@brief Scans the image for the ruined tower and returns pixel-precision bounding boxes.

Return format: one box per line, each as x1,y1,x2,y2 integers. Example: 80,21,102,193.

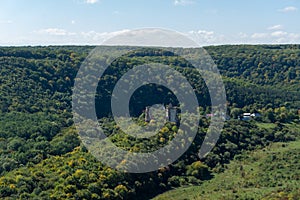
166,103,178,123
145,106,151,122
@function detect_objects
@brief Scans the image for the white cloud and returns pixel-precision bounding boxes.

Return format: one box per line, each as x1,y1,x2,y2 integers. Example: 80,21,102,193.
189,30,215,39
238,32,248,39
102,29,199,47
71,20,76,25
288,33,300,41
271,31,288,37
278,6,298,12
166,29,300,46
5,28,300,46
84,0,98,4
272,32,300,43
251,33,268,39
248,31,300,44
80,29,130,42
187,30,299,46
28,29,129,45
33,28,131,45
174,0,195,6
36,28,76,36
0,20,13,24
188,30,226,46
267,24,283,30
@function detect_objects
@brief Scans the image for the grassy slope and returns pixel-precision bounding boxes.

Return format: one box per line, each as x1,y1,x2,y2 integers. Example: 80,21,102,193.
154,123,300,200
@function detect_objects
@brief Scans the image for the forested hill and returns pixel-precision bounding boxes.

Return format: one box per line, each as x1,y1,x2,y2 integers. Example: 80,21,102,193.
0,45,299,199
206,45,300,90
0,45,299,115
1,45,299,88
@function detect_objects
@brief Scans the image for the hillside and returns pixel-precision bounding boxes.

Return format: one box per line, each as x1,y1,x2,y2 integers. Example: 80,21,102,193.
154,123,300,200
0,45,299,199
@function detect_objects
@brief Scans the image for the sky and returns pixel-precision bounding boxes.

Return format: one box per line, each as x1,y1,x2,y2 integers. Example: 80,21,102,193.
0,0,300,46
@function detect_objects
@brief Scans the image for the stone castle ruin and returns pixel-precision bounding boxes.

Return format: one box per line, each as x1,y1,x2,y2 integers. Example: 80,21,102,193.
145,103,179,123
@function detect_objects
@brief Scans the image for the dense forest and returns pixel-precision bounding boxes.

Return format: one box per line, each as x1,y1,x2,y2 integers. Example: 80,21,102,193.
0,45,299,199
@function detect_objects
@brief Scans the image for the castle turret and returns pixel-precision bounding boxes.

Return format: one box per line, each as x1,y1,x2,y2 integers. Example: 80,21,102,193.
145,106,151,122
166,103,178,123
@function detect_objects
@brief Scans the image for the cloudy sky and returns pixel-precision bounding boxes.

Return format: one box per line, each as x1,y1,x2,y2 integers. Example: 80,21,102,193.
0,0,300,46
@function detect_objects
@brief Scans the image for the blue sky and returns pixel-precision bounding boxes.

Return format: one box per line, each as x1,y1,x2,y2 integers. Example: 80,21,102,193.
0,0,300,46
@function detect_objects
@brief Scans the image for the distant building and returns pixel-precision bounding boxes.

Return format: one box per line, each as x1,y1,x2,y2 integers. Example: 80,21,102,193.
206,113,214,118
242,113,261,121
251,113,261,117
242,113,252,121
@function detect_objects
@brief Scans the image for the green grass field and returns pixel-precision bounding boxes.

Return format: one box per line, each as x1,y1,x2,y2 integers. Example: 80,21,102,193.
154,128,300,200
256,122,277,130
